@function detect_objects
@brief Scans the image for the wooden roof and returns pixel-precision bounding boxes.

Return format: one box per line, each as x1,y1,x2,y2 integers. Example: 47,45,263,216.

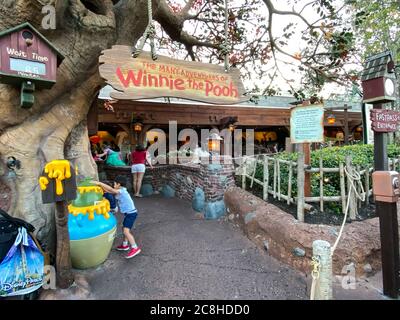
361,51,393,81
97,100,362,128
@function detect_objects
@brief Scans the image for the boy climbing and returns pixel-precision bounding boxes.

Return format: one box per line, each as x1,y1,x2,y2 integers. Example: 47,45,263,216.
92,175,141,259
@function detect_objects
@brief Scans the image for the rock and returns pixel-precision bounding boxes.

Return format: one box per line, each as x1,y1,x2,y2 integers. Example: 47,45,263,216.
329,227,339,237
263,240,269,251
161,184,175,198
140,183,154,197
204,200,226,219
292,247,306,257
224,187,392,276
363,263,373,274
192,187,205,212
244,212,256,224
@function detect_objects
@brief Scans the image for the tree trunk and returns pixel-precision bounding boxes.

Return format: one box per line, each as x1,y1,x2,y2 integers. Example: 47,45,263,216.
55,201,74,289
0,0,148,253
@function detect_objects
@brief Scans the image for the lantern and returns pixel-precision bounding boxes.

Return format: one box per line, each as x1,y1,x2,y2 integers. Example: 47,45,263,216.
133,122,143,132
207,133,223,154
327,114,336,125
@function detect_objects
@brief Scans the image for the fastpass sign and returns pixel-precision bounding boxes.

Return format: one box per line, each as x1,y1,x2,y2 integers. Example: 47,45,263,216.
99,45,247,104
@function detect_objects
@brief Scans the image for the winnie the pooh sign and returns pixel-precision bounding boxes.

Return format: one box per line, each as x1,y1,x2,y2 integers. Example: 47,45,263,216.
99,45,247,104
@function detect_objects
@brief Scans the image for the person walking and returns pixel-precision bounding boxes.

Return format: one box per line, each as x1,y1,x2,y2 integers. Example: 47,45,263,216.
131,144,153,197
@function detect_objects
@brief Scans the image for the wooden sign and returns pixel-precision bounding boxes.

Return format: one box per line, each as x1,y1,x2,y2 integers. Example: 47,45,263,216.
39,160,77,204
99,45,248,105
0,22,64,89
370,109,400,133
290,105,324,144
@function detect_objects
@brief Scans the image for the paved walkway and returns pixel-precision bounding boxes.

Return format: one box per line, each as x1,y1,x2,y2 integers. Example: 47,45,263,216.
72,195,308,300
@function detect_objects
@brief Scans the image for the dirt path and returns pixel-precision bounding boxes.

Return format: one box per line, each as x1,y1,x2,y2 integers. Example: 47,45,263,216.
70,195,308,300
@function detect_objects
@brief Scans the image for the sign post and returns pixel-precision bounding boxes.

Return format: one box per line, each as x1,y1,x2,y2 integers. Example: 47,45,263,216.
290,104,324,220
39,160,77,289
362,51,399,298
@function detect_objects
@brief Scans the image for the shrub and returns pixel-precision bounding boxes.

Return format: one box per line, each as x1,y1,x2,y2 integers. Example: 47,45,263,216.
249,144,400,214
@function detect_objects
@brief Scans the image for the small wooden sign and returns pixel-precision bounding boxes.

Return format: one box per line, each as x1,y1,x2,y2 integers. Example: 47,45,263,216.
370,109,400,133
290,105,324,144
39,160,77,204
99,46,248,105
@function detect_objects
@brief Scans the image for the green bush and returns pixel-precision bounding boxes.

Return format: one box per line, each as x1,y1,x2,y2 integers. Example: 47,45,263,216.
249,144,400,214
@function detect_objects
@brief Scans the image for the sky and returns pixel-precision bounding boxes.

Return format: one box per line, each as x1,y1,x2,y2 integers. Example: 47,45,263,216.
150,0,360,99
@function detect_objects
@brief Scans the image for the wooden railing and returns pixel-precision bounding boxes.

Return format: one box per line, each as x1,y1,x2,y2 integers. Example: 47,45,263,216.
237,154,400,222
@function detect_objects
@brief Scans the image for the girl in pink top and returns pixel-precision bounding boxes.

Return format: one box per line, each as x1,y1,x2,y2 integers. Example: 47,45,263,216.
130,144,153,197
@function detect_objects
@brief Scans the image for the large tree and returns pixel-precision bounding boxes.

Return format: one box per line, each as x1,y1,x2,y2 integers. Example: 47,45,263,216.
0,0,368,251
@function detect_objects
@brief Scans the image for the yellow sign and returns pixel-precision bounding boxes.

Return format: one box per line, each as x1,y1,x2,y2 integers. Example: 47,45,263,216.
99,46,248,105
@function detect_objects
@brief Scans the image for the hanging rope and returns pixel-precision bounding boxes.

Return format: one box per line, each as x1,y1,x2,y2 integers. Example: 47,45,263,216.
330,164,365,256
132,0,158,60
310,162,365,300
309,163,365,300
220,0,231,72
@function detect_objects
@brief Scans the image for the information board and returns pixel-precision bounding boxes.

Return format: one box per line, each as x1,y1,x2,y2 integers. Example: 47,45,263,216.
290,105,324,144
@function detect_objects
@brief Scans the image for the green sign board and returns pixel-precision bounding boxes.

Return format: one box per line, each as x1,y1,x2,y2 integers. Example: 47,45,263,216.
290,105,324,144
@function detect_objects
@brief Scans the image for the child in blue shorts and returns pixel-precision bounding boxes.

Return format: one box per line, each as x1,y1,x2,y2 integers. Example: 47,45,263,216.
92,175,141,259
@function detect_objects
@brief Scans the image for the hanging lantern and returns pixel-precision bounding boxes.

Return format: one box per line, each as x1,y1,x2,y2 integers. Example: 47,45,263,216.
327,114,336,125
207,133,223,154
133,122,143,132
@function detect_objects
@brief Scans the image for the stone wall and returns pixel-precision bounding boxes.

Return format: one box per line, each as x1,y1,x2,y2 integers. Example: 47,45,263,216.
99,156,235,219
224,187,399,277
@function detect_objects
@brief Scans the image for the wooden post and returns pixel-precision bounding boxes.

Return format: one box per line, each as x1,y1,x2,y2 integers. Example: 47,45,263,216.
319,157,324,212
312,240,333,300
273,159,277,198
345,155,357,220
242,159,247,190
304,143,311,197
356,165,361,209
297,151,305,222
344,104,349,145
55,201,74,289
364,166,370,205
287,161,293,205
398,156,400,172
373,105,399,298
376,202,400,298
250,156,258,188
339,162,346,214
263,156,269,201
277,159,281,200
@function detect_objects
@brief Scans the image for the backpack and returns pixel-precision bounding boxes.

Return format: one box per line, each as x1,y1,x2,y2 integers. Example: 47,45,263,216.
0,208,35,264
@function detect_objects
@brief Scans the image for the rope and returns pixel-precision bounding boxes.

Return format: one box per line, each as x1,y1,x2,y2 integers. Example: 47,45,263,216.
310,163,365,300
221,0,230,72
330,164,365,256
133,0,158,60
310,256,320,300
